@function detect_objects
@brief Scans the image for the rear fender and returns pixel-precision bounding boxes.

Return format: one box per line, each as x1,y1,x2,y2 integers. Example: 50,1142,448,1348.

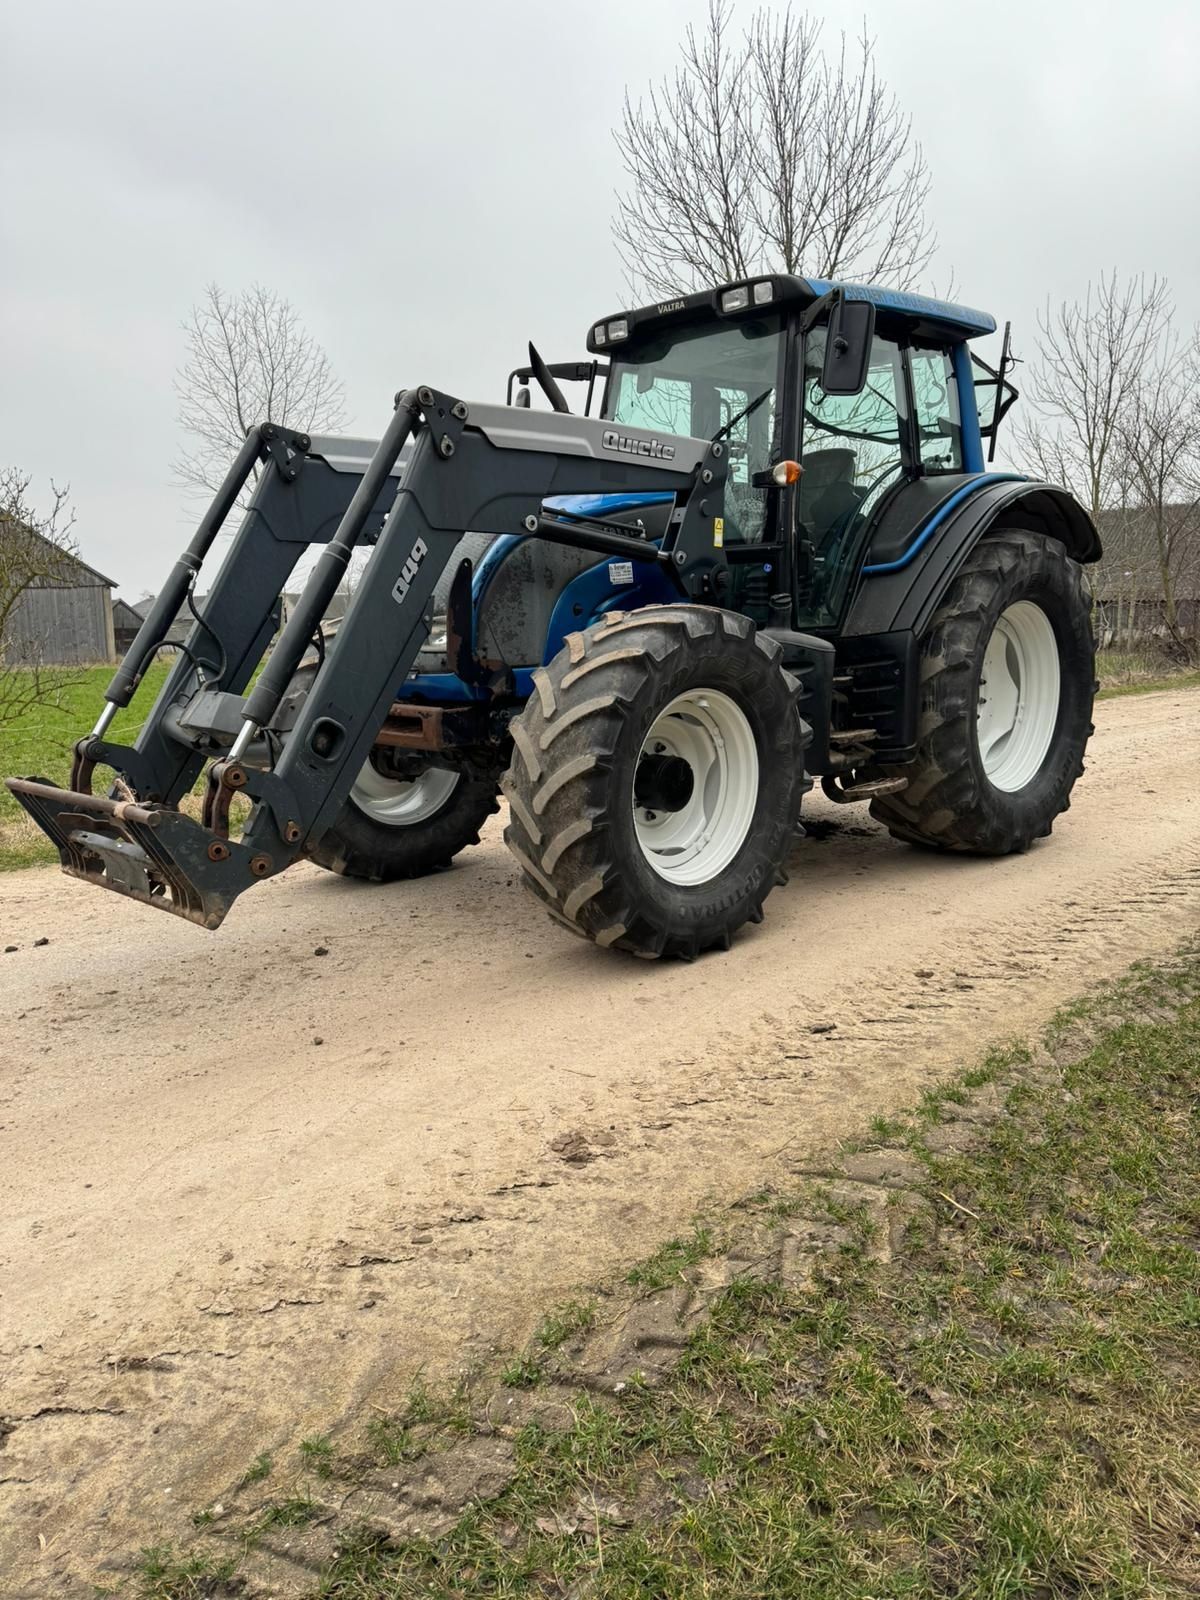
843,477,1100,641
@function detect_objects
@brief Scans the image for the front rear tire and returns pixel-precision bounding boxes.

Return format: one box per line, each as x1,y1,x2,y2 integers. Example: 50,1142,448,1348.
870,529,1095,854
503,605,809,959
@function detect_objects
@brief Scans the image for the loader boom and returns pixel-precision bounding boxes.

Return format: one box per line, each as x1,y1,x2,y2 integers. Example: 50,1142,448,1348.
7,387,728,927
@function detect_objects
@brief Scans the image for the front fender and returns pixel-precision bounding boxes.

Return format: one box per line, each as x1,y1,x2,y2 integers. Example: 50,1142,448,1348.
843,476,1100,640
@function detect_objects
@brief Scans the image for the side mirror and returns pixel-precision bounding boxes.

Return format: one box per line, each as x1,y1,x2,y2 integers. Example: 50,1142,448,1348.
820,296,876,396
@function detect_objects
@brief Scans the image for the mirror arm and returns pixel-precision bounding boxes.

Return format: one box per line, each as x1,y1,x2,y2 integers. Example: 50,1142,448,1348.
799,286,842,335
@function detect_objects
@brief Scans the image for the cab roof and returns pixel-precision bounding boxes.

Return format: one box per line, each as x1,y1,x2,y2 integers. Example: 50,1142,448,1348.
587,273,996,355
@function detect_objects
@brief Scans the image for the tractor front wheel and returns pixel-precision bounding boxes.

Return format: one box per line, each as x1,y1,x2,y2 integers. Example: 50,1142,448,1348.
870,529,1095,854
280,661,498,881
307,754,499,882
503,606,809,959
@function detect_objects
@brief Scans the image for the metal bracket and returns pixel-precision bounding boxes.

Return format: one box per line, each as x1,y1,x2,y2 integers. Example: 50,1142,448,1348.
260,423,312,484
204,757,304,851
414,387,470,460
70,735,162,800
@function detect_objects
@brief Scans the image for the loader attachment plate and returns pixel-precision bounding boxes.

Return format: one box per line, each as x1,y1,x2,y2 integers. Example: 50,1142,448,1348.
5,778,259,930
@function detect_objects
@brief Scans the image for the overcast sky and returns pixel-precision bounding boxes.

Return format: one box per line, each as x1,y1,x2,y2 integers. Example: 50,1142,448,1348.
3,0,1198,597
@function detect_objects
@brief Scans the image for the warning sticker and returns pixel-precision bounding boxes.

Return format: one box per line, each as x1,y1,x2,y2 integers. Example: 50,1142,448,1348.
608,560,635,586
713,516,725,549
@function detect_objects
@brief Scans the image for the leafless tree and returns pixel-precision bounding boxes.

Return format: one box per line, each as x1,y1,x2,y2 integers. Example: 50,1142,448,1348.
1111,338,1200,658
0,469,81,726
174,283,348,497
1015,272,1172,520
613,3,936,300
1018,273,1200,659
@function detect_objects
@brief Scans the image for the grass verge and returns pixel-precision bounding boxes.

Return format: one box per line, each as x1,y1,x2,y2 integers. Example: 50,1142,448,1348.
0,662,172,869
126,944,1200,1599
1095,648,1200,698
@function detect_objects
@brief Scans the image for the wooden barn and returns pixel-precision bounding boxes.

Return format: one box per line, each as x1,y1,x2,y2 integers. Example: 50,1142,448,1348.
1,527,117,666
112,597,145,655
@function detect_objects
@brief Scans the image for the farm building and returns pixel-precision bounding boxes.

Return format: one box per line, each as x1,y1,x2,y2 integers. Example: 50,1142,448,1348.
1091,506,1200,647
0,526,117,666
112,597,145,655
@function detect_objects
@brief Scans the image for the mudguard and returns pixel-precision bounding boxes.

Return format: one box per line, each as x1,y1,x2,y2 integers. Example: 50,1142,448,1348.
843,475,1100,641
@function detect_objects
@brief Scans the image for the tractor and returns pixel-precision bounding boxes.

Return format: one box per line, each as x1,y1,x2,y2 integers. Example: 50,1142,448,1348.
7,275,1100,959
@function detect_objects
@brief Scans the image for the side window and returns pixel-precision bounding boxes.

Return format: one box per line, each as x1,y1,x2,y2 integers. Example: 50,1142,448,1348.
796,330,907,626
801,330,906,525
909,349,962,472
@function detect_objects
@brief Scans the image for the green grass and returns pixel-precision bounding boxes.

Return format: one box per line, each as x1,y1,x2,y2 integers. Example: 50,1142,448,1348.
299,1434,335,1479
0,661,172,869
626,1222,716,1291
535,1298,597,1351
249,1494,319,1534
1095,647,1200,698
365,1378,475,1467
132,1543,237,1599
236,1450,273,1489
128,950,1200,1598
1098,669,1200,699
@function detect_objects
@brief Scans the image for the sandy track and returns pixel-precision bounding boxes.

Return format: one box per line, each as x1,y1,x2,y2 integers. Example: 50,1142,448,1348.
2,687,1198,1593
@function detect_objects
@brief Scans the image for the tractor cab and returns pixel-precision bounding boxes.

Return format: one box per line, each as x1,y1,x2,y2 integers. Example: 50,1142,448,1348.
579,275,1015,632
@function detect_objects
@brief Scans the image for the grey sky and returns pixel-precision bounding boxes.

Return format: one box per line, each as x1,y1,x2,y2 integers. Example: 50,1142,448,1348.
3,0,1197,597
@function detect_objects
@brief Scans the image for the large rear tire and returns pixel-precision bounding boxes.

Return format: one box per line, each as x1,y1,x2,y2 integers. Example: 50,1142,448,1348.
870,529,1095,854
503,606,809,959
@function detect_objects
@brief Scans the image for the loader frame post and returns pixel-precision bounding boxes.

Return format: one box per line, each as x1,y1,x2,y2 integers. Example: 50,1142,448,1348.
233,391,424,757
99,427,273,721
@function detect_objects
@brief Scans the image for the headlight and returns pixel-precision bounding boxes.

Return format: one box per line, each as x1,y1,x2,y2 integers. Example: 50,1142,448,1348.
720,286,750,312
607,318,629,342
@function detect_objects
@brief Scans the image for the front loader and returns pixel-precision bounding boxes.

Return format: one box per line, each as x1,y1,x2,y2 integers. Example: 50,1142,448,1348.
7,276,1101,958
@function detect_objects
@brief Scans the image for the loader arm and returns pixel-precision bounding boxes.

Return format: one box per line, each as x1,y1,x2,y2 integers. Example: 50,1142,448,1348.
7,388,728,928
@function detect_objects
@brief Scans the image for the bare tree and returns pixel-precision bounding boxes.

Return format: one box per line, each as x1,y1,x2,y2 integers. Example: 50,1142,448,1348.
1015,272,1172,520
1019,273,1200,659
1112,338,1200,658
0,469,80,727
613,2,936,300
174,283,348,496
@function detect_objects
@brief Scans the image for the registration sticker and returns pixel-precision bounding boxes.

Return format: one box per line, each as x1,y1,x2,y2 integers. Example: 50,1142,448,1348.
608,560,635,586
713,516,725,549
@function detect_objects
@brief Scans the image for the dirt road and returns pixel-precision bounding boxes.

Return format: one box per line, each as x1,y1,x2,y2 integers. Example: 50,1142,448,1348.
2,686,1198,1593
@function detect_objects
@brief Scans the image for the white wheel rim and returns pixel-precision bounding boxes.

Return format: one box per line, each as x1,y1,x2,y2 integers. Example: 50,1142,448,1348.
351,761,460,826
633,689,759,886
976,600,1061,792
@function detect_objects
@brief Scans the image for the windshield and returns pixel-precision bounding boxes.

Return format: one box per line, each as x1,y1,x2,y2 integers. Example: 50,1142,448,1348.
605,314,784,544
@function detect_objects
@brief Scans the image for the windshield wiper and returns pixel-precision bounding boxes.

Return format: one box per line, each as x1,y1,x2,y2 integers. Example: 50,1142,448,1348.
712,387,772,446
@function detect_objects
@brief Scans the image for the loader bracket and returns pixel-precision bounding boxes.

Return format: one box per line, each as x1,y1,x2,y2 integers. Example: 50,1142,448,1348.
260,423,311,484
70,735,163,801
5,778,263,929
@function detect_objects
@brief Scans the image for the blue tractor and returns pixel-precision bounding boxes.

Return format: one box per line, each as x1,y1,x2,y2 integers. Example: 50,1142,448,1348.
8,275,1100,958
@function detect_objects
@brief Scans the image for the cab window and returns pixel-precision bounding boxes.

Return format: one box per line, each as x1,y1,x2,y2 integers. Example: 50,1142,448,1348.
796,328,906,625
909,348,962,472
607,315,783,544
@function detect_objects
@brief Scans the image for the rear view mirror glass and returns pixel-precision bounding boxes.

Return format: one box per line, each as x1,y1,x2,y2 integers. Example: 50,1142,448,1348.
821,299,876,396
